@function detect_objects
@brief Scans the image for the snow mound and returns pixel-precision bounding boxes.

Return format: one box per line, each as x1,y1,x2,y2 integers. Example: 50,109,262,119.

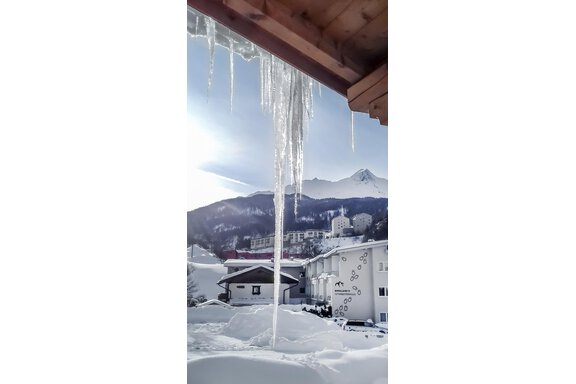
187,354,325,384
222,305,335,340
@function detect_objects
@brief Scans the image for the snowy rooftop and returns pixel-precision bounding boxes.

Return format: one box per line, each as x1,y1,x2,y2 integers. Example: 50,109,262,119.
223,259,306,268
218,265,299,284
302,239,388,266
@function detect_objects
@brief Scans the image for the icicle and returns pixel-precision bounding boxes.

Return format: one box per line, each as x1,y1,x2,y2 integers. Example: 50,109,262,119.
351,110,355,152
229,35,234,112
206,17,216,100
187,7,314,349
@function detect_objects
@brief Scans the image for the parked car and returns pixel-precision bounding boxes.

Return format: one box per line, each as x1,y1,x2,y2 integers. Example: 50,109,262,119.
341,319,387,334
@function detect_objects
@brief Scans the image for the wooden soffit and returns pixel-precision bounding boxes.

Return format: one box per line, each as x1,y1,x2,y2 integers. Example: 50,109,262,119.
188,0,388,125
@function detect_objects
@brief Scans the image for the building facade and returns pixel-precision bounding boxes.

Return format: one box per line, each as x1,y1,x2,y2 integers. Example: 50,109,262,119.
217,265,299,305
223,259,308,304
352,213,373,234
251,230,331,249
331,215,351,237
303,240,388,323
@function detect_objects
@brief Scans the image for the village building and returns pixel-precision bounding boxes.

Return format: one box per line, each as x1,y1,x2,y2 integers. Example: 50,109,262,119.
250,235,275,250
331,215,351,237
302,240,388,323
251,230,331,249
352,213,373,234
222,258,308,304
217,265,299,305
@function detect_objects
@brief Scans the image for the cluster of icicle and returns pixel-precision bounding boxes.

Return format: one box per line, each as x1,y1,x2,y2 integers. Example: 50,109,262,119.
188,7,314,349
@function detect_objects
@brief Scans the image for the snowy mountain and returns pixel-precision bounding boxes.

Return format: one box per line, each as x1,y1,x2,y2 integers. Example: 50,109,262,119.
187,194,388,255
285,169,387,199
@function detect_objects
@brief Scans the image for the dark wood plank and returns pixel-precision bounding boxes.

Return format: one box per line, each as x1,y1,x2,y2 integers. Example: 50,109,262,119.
188,0,352,95
323,0,386,43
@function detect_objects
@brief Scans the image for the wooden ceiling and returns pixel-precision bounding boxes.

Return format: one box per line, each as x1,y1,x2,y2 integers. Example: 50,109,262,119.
188,0,388,125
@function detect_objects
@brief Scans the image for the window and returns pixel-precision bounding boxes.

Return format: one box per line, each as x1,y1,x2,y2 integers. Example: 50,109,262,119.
252,286,261,295
237,285,245,289
378,262,384,271
299,287,305,294
378,287,388,297
380,313,388,322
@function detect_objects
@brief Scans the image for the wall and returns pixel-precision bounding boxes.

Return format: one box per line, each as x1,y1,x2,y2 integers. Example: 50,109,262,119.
228,283,291,304
331,248,374,320
370,244,388,322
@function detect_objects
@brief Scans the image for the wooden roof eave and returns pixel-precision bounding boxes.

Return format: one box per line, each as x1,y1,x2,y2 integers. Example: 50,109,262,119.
188,0,388,125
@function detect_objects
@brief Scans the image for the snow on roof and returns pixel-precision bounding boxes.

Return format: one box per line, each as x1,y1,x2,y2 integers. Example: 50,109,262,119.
217,265,299,284
302,239,388,266
195,299,233,309
223,259,305,267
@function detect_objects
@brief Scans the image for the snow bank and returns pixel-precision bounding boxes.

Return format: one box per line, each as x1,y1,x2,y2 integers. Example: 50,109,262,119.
222,305,336,340
188,304,387,383
188,306,246,323
317,345,388,384
187,354,325,384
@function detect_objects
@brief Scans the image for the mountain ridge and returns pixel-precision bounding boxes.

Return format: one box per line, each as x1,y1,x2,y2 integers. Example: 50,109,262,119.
249,169,388,199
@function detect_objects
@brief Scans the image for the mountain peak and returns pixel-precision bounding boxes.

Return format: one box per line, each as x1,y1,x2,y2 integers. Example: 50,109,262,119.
351,168,376,182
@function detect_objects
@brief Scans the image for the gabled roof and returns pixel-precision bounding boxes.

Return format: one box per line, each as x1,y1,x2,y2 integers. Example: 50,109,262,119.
218,265,299,284
223,259,305,268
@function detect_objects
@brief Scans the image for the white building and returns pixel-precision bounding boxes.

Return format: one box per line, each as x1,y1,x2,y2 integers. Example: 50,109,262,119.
302,240,388,323
223,259,308,304
250,235,275,249
331,215,351,237
252,230,331,248
217,265,299,305
352,213,373,234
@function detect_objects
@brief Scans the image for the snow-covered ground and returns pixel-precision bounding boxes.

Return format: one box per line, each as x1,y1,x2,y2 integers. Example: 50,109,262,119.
188,244,387,383
188,305,387,384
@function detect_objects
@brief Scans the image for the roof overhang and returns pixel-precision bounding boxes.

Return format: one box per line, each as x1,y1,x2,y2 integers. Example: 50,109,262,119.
218,265,299,284
188,0,387,125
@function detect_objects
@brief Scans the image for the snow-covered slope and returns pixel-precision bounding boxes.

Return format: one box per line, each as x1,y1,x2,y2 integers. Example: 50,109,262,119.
285,169,387,199
188,244,227,299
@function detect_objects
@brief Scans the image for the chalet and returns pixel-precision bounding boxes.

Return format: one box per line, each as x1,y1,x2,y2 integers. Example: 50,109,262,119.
217,265,299,305
223,259,307,304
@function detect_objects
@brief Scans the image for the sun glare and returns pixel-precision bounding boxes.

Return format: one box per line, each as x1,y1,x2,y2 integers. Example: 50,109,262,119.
188,117,218,168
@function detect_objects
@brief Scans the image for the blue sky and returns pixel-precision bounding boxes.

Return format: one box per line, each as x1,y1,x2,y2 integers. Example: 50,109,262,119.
188,35,388,210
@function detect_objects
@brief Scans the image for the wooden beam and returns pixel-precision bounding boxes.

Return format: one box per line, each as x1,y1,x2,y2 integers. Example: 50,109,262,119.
368,94,388,125
347,63,387,109
347,63,387,126
188,0,354,95
222,0,365,83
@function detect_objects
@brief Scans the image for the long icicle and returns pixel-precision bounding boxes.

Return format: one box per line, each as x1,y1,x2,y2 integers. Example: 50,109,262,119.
206,17,216,100
188,8,314,350
229,36,234,112
351,110,355,152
